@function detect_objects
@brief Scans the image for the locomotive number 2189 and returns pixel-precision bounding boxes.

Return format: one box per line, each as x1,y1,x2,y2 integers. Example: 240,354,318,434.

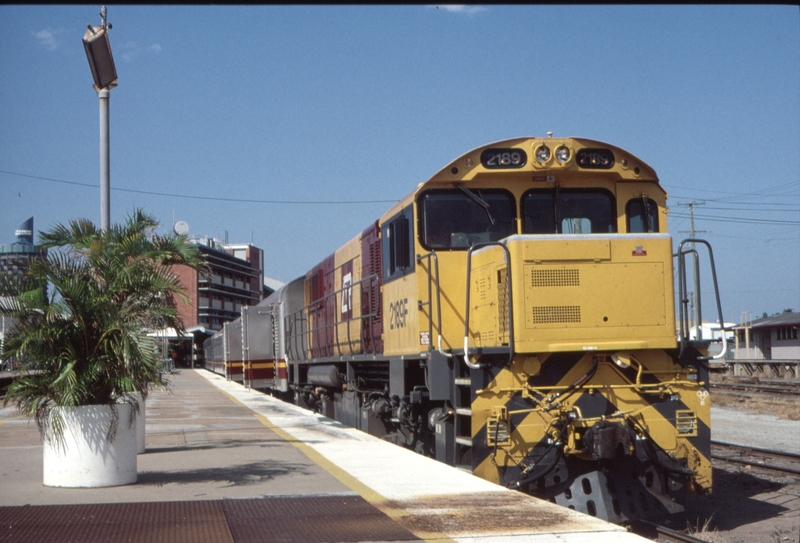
480,148,527,169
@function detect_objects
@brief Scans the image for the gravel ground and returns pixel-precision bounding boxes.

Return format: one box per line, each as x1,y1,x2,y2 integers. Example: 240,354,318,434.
711,406,800,454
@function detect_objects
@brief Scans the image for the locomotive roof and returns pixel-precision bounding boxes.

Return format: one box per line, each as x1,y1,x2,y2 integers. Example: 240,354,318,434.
380,136,662,223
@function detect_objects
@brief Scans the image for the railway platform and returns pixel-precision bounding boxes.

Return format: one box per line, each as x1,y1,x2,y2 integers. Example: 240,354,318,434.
0,369,646,542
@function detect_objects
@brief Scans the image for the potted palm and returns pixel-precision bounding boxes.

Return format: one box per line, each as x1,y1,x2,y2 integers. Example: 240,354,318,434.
0,209,206,487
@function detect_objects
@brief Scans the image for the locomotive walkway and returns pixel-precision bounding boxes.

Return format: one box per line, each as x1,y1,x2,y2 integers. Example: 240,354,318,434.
0,369,645,542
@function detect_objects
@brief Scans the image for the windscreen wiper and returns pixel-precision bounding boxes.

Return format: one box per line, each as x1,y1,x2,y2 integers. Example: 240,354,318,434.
456,183,495,225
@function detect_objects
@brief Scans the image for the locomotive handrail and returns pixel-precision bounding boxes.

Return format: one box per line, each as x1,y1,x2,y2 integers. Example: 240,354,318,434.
676,248,702,346
417,251,452,358
223,321,230,380
285,310,308,362
675,239,727,360
463,241,514,369
241,305,250,389
284,273,381,361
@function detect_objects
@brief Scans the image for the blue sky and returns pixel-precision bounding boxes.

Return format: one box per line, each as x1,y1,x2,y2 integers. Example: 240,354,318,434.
1,5,798,321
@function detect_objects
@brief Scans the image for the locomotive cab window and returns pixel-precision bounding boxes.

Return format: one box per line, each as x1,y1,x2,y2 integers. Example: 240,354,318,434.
419,188,516,250
382,205,414,282
626,197,659,233
522,188,616,234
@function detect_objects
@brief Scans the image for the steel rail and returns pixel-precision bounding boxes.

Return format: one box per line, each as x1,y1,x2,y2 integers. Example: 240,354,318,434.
629,520,710,543
711,440,800,476
710,382,800,396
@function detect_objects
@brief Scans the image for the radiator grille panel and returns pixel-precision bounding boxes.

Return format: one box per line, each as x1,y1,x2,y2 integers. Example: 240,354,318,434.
531,269,580,287
497,269,509,338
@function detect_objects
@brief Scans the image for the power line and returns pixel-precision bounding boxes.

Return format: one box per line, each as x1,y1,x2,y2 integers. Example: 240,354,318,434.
0,169,397,205
675,201,706,237
669,212,800,226
668,180,800,203
702,205,800,213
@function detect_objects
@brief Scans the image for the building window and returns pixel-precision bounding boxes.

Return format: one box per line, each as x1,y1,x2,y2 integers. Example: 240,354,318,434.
776,327,798,341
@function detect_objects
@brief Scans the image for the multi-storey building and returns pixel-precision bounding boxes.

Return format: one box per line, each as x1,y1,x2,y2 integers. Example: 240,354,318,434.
0,218,47,293
1,218,47,364
170,237,264,332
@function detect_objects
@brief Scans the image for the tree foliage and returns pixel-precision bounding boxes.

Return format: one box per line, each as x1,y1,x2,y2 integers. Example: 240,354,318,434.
0,209,207,439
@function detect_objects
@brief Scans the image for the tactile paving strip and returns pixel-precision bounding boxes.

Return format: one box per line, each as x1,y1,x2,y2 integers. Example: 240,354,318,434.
0,501,233,543
0,496,421,543
221,495,420,543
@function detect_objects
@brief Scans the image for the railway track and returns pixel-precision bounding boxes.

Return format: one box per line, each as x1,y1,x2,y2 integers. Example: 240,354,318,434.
629,441,800,542
711,440,800,476
710,381,800,396
628,520,710,542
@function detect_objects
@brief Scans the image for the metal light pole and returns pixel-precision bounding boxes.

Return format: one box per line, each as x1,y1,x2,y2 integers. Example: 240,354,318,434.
82,6,118,231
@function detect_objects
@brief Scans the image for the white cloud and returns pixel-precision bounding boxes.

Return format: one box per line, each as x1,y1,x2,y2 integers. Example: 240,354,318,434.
120,41,163,63
429,5,489,15
33,28,61,50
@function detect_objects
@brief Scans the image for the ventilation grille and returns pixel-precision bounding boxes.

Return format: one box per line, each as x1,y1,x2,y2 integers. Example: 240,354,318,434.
487,408,510,447
487,419,510,447
532,305,581,324
676,410,698,436
497,269,509,337
532,269,580,287
477,276,491,301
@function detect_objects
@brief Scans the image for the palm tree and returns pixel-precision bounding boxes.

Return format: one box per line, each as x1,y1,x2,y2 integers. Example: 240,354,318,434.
0,209,207,441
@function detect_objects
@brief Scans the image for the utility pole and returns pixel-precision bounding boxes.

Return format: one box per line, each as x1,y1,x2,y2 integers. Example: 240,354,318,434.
82,5,118,231
677,201,706,338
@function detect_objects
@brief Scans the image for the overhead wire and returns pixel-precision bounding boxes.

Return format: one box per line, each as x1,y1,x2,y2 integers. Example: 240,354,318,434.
666,179,800,227
0,169,397,205
668,213,800,226
3,168,797,221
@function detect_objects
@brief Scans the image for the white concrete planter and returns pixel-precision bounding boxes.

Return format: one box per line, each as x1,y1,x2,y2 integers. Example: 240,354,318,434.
132,393,146,454
43,404,137,487
136,401,145,454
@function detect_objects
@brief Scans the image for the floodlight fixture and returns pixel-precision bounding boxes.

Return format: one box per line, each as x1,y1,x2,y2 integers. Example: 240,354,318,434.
83,5,117,92
83,24,118,91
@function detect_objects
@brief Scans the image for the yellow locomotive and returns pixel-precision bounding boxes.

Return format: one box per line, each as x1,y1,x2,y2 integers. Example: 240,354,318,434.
207,136,726,523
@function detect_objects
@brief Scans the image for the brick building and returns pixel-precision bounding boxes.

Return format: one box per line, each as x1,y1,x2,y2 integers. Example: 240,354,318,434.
171,237,264,332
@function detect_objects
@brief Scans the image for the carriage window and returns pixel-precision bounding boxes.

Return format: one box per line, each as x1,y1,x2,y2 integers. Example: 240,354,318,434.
419,188,516,250
627,198,659,233
522,189,616,234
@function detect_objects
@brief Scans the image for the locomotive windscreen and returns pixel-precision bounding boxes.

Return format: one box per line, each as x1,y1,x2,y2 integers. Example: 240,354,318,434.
419,188,516,250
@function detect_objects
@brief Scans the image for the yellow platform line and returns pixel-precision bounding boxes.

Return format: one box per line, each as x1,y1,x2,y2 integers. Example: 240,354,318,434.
217,387,456,543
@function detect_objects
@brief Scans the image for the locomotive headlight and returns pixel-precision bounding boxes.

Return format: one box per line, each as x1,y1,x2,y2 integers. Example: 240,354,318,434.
535,145,551,163
555,145,571,163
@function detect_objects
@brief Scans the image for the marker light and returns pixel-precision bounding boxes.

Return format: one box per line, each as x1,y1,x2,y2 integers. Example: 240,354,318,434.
535,145,551,163
555,145,571,163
